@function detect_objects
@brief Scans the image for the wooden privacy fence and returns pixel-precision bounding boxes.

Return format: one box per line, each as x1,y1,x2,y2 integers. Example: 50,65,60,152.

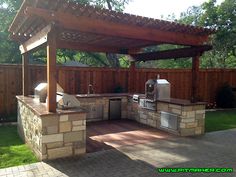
0,64,236,115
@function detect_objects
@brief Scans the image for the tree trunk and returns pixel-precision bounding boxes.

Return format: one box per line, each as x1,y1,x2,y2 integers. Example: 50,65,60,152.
106,53,120,68
106,0,112,10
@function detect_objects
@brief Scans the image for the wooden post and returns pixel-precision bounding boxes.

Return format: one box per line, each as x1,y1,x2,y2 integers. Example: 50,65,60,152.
22,53,29,96
191,55,200,102
47,31,57,112
128,61,135,93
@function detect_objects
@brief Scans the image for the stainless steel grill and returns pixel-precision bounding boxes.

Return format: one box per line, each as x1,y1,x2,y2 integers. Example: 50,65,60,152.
138,77,171,110
145,78,170,102
34,83,64,103
34,83,80,109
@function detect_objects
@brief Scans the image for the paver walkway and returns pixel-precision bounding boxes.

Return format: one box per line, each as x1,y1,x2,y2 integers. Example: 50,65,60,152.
0,128,236,177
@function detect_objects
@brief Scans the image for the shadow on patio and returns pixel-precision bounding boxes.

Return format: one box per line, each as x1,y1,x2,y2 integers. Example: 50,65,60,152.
47,149,158,177
86,119,172,153
46,128,236,177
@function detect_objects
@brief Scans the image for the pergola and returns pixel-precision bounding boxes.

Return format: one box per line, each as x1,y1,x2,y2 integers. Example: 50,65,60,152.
9,0,214,112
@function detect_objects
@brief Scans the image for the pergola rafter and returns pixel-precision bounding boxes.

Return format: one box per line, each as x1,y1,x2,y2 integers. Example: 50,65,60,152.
24,7,208,46
9,0,215,112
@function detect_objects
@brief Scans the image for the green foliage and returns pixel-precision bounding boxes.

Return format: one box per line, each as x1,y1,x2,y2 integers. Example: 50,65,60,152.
119,55,130,68
179,6,203,26
114,85,123,93
216,83,236,108
137,59,192,69
139,0,236,69
75,52,109,67
0,0,22,63
137,44,193,68
0,32,20,63
0,125,38,168
180,0,236,68
0,0,22,31
72,0,129,11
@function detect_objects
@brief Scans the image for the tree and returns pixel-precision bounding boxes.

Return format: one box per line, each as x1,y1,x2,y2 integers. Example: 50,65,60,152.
138,0,236,69
179,0,236,68
0,0,23,63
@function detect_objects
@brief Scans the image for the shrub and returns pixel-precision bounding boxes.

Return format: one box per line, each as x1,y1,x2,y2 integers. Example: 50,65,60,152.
216,83,236,108
114,85,123,93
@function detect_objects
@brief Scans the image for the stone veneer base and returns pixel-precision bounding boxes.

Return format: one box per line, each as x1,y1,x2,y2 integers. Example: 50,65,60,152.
77,94,205,136
127,98,205,136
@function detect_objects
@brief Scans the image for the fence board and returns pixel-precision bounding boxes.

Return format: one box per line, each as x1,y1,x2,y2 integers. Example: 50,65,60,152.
0,64,236,115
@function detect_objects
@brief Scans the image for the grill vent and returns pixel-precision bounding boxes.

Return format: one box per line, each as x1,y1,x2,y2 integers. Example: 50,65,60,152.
160,112,178,130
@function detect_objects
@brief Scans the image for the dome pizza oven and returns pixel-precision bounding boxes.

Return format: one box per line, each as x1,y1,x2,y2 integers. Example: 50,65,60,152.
145,78,171,102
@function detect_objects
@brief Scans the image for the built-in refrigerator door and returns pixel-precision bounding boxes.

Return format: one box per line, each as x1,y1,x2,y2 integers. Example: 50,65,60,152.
109,98,121,120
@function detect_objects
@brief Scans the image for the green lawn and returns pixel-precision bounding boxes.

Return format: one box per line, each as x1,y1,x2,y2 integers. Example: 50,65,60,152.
0,125,38,169
205,110,236,132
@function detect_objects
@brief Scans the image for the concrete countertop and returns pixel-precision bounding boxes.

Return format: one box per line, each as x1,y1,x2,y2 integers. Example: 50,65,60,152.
16,95,86,117
75,93,205,106
76,93,131,98
157,98,206,106
16,94,205,117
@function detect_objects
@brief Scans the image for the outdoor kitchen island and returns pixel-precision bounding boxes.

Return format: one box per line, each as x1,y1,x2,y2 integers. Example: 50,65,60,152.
76,93,206,136
16,93,205,160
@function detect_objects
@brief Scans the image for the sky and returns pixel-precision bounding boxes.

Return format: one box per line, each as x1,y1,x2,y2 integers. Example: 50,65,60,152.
124,0,224,19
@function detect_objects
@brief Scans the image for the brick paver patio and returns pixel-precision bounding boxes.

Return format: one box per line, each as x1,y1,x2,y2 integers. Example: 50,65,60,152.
0,127,236,177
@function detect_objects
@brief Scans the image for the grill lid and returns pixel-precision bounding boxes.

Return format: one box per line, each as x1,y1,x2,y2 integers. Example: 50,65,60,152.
157,79,169,84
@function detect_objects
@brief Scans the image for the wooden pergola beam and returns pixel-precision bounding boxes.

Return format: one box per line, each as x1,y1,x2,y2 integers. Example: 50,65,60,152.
57,40,127,54
19,24,52,54
131,45,212,61
25,7,208,46
191,55,200,102
22,53,29,96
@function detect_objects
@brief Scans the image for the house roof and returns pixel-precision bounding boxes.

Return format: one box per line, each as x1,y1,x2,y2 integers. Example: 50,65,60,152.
8,0,215,55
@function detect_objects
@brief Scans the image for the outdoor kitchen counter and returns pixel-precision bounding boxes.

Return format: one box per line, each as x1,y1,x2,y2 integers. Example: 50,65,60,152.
76,94,130,121
157,98,206,106
16,95,86,116
76,93,131,98
126,96,206,137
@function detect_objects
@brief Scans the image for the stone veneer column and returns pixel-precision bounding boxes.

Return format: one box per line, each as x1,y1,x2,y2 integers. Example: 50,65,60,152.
17,101,86,160
156,102,205,136
179,105,205,136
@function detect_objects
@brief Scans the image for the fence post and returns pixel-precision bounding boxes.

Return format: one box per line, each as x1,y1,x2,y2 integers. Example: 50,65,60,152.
128,61,136,93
